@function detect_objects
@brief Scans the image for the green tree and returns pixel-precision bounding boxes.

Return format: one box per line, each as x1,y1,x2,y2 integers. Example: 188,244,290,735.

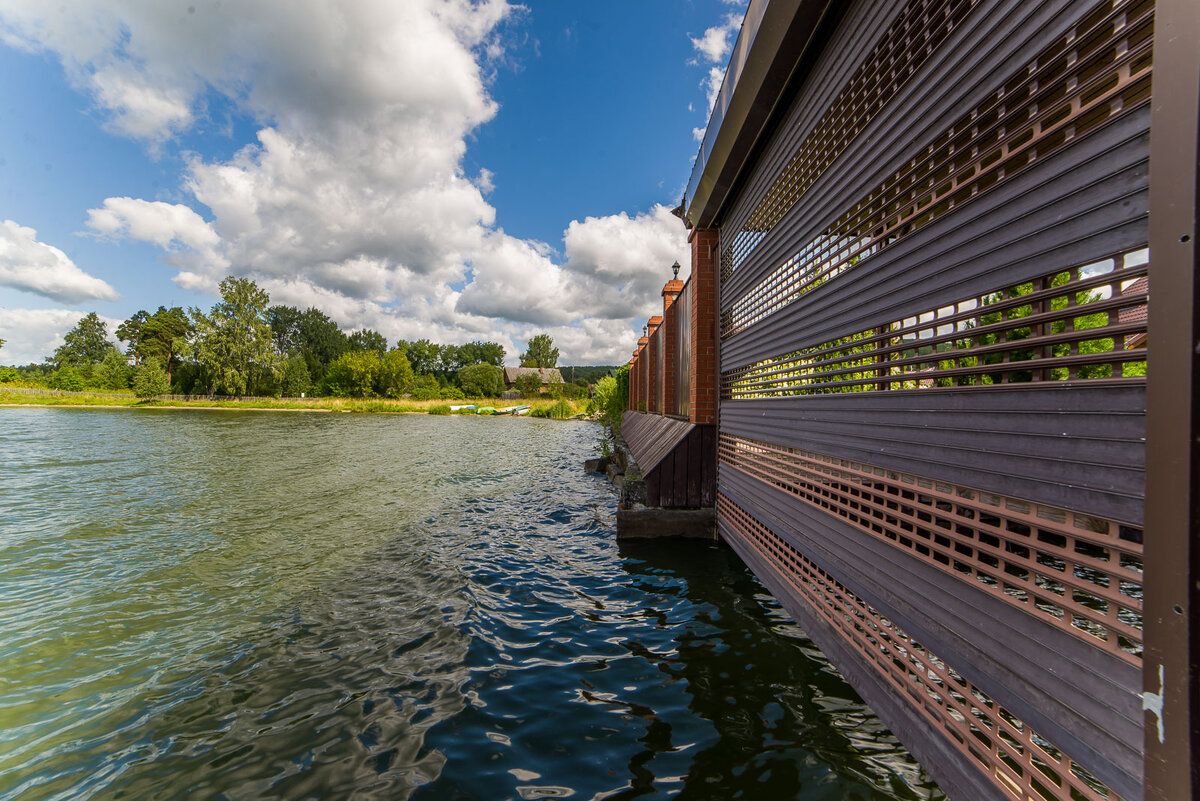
54,312,113,367
138,307,192,385
410,374,441,400
116,310,150,363
268,305,305,354
519,333,558,368
50,365,86,391
98,348,132,390
325,350,381,397
280,353,312,397
189,277,277,397
406,339,440,374
457,363,504,397
297,307,349,380
437,344,462,376
133,357,171,398
515,372,543,397
377,350,415,397
348,329,388,353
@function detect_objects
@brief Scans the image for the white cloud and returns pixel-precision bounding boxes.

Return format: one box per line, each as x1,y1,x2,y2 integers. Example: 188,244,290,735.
0,308,122,365
703,66,727,114
0,220,119,304
561,204,690,321
690,14,742,66
3,0,688,365
688,11,744,144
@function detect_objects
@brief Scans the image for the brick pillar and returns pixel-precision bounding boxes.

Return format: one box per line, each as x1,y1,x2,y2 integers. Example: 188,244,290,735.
689,228,719,425
627,357,636,411
647,316,662,414
662,279,683,416
637,336,649,411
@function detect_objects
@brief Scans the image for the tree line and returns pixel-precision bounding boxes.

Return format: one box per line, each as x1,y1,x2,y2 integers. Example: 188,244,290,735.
0,277,610,400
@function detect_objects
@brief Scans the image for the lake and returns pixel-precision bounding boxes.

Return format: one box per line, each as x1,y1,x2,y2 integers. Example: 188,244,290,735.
0,408,943,800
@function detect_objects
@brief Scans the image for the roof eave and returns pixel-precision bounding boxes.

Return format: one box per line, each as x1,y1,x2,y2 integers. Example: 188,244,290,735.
684,0,836,230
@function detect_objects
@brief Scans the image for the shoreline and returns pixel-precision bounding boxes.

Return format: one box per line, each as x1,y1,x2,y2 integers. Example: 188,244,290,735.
0,394,591,418
0,403,341,413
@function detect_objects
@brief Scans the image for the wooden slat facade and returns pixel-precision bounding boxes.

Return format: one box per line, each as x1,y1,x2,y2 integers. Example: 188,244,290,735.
621,411,716,509
623,0,1192,797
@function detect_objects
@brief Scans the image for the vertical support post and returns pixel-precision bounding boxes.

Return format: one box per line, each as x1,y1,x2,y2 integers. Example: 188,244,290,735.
662,279,683,416
636,337,649,411
627,358,636,411
689,228,719,425
1144,1,1200,797
647,317,662,414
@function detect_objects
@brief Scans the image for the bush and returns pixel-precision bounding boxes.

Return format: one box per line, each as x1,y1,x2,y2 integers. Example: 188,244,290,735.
50,366,85,391
132,358,170,398
411,374,441,400
427,404,450,415
531,406,551,418
280,353,312,397
514,373,543,397
0,367,20,383
98,348,132,391
439,385,466,400
457,363,504,397
377,350,414,398
326,350,381,397
547,399,573,419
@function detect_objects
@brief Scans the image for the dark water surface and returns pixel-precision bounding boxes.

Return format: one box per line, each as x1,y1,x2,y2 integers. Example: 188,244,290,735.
0,408,944,800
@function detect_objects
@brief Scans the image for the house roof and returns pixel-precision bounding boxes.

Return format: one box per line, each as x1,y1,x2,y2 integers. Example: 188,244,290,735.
503,367,564,384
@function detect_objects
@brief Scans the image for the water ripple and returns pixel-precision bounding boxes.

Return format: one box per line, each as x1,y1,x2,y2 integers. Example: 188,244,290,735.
0,408,942,800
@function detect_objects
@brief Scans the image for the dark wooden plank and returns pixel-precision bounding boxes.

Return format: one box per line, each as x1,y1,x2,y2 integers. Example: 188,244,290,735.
662,455,672,506
673,436,689,507
686,428,702,507
700,425,716,507
645,466,660,508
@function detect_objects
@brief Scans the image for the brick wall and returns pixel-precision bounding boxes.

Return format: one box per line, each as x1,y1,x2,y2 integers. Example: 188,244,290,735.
688,228,718,425
662,280,682,415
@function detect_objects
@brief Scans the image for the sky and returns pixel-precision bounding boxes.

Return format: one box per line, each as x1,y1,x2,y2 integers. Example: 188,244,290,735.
0,0,748,366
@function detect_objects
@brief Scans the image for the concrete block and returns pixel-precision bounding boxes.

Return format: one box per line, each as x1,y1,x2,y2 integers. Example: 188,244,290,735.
617,506,716,540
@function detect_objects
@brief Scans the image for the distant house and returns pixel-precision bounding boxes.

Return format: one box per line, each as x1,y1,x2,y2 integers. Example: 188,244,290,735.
503,366,564,389
1119,275,1149,350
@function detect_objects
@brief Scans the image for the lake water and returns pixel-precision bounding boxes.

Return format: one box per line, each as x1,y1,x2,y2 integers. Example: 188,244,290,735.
0,408,944,800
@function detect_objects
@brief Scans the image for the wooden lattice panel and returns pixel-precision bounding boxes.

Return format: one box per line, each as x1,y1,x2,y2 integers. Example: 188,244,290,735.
722,0,1153,338
722,0,980,283
718,436,1144,664
718,493,1123,801
723,251,1148,398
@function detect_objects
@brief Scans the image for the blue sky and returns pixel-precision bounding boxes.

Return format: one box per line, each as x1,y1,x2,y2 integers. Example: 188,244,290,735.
0,0,745,365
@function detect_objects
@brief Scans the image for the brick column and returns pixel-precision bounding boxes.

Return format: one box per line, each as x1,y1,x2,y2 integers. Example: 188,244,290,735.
661,279,683,416
636,336,649,411
627,357,636,411
647,316,662,414
688,228,719,425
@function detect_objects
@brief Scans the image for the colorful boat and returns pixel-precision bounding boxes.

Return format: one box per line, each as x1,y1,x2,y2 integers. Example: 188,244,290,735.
475,406,496,415
494,405,531,416
449,404,476,411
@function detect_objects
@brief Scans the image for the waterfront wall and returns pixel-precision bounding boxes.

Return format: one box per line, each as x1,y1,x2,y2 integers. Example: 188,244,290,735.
624,0,1200,798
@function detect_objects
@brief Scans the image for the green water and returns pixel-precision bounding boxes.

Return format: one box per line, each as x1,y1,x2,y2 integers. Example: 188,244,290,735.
0,408,944,800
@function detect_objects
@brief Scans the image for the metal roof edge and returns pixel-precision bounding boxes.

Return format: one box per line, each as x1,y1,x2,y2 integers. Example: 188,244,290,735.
683,0,836,230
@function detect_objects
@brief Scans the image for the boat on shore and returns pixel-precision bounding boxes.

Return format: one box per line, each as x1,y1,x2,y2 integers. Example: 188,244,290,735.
494,405,531,416
475,406,496,415
449,404,476,411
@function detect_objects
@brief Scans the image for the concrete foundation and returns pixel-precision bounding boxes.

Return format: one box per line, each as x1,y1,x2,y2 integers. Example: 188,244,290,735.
616,506,716,540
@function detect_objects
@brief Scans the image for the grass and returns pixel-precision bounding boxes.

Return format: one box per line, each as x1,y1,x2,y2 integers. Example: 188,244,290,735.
0,388,592,419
